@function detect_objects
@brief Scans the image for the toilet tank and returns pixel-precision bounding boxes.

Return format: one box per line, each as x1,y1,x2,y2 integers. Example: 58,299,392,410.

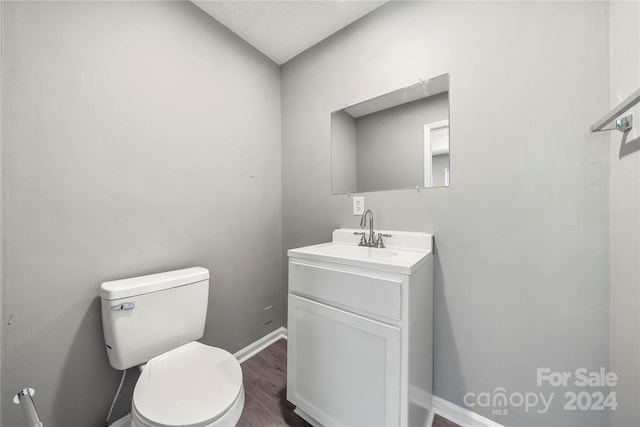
100,267,209,370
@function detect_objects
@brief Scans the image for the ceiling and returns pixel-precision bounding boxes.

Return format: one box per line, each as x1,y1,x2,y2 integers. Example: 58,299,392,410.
192,1,388,65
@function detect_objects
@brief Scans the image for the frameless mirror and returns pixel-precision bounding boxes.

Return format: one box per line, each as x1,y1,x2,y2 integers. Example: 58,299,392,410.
331,73,450,194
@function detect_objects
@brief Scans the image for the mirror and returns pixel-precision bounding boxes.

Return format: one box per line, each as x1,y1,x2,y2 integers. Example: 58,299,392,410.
331,74,450,194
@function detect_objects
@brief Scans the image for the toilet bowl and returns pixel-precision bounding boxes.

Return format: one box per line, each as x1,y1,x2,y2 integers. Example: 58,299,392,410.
131,342,244,427
100,267,244,427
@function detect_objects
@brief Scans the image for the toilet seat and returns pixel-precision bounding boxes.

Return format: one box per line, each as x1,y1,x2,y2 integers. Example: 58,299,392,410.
132,341,243,427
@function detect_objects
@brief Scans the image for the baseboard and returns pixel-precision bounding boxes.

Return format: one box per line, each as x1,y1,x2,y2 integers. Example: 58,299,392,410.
433,396,504,427
294,408,323,427
234,326,288,363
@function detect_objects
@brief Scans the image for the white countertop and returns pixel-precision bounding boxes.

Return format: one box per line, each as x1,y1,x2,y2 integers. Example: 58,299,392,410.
287,229,433,274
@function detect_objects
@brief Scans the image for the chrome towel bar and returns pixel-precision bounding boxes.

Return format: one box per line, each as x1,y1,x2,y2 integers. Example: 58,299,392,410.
591,88,640,133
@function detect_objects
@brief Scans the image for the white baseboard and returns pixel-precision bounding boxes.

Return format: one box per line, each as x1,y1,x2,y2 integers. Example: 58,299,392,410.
433,396,504,427
234,326,288,363
294,408,323,427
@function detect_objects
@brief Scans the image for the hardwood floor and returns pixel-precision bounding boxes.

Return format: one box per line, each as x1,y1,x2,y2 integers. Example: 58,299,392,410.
237,338,460,427
237,339,309,427
432,415,461,427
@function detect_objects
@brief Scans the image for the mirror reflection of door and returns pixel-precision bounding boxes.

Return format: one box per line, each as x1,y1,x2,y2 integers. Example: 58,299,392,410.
424,120,450,188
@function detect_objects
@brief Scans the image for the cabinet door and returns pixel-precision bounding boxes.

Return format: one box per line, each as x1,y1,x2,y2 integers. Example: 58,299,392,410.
287,294,401,427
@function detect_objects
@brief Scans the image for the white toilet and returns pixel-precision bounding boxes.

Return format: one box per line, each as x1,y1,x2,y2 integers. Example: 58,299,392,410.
100,267,245,427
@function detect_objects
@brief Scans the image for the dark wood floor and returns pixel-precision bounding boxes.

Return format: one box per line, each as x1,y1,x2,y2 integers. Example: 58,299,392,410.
237,338,460,427
432,414,461,427
237,339,309,427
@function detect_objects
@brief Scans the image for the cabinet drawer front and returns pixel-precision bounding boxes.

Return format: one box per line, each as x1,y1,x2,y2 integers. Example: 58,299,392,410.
289,261,402,321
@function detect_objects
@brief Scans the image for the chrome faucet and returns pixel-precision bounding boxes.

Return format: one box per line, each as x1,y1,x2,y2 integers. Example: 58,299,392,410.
359,209,375,247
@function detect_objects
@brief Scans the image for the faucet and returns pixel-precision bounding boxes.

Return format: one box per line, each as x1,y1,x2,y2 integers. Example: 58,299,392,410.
359,209,375,247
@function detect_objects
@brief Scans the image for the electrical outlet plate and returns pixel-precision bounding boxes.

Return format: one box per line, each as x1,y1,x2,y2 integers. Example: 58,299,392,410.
353,196,364,215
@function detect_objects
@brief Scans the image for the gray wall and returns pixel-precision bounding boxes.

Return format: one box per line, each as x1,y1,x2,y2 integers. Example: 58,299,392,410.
356,93,448,192
281,2,610,426
609,0,640,425
1,2,282,426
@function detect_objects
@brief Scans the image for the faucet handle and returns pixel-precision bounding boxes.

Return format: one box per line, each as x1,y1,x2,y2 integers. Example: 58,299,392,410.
376,233,392,248
353,231,367,247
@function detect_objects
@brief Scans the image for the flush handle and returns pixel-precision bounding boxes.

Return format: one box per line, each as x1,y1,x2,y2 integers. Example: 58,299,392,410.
111,302,135,311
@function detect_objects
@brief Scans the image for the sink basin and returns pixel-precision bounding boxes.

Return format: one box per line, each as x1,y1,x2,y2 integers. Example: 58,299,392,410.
320,245,397,258
287,229,432,274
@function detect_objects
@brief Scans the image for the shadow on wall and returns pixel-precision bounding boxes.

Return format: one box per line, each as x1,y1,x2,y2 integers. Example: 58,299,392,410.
432,241,467,404
108,358,140,423
53,297,137,426
619,133,640,158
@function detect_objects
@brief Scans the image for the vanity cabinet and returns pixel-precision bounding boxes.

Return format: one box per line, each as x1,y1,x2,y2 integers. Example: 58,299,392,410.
287,229,433,427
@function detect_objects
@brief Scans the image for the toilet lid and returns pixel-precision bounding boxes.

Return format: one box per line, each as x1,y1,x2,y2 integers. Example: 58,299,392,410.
133,341,243,427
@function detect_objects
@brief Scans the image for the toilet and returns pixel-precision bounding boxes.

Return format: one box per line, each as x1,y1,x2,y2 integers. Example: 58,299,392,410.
100,267,244,427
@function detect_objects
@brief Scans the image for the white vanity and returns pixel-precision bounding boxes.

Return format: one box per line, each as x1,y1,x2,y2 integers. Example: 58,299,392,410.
287,228,434,427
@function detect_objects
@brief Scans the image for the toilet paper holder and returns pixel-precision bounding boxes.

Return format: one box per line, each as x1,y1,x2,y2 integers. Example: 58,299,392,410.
13,387,43,427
